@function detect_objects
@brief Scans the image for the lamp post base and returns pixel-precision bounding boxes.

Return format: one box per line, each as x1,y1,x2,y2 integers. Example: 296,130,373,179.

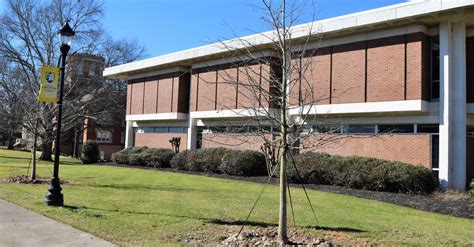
45,177,63,206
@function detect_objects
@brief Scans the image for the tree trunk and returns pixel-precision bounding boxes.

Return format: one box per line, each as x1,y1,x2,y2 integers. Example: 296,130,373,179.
7,133,14,150
39,141,53,161
31,118,39,180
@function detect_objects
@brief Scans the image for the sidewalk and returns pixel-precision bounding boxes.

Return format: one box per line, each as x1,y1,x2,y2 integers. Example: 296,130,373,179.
0,199,114,247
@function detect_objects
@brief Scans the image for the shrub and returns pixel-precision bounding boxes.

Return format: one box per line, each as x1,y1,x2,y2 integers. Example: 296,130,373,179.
219,150,267,176
186,147,232,173
288,152,438,194
81,141,99,164
142,148,175,168
112,146,148,165
170,150,191,170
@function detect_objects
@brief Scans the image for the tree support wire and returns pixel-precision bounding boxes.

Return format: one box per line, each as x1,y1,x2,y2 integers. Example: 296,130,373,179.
288,152,319,226
237,150,319,238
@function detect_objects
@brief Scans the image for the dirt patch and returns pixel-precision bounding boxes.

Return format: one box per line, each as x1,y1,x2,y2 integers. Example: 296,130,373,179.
1,175,73,185
178,223,371,246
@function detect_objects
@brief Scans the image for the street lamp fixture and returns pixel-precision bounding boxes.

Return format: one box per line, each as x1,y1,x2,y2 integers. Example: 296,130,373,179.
45,20,75,207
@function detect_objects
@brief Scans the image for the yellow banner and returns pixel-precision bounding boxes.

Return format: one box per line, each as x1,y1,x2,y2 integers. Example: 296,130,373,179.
38,66,60,103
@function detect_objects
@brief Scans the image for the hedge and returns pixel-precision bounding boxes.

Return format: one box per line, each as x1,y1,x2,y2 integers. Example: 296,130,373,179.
219,150,266,176
81,141,99,164
169,147,266,176
287,152,438,194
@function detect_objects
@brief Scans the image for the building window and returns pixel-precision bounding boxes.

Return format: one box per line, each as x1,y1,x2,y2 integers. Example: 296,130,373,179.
417,124,439,133
312,125,341,134
342,125,376,134
378,124,414,134
135,127,187,134
431,36,440,101
120,132,125,144
97,130,112,143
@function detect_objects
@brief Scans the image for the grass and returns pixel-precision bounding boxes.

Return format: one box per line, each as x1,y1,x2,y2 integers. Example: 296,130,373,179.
0,149,473,246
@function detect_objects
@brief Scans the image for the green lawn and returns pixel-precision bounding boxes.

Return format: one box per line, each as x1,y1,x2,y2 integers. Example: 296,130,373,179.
0,149,472,246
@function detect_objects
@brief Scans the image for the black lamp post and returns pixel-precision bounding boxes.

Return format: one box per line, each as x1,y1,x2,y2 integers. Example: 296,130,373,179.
45,21,75,206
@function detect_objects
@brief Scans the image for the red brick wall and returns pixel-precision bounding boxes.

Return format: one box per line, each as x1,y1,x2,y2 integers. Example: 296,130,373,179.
143,77,158,114
126,84,132,115
406,33,427,100
217,67,238,110
127,72,190,115
305,48,332,105
135,133,187,150
289,33,429,105
367,36,405,102
157,76,173,113
130,79,144,115
332,42,366,104
238,64,262,109
197,70,217,111
301,134,432,168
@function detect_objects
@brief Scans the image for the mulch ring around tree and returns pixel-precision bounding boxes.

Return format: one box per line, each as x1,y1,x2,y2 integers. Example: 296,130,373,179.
1,175,73,185
219,228,333,246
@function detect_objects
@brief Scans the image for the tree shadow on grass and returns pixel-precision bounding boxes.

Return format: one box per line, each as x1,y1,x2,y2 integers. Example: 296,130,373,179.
62,205,366,233
207,219,277,227
87,183,207,192
304,225,366,233
0,155,32,161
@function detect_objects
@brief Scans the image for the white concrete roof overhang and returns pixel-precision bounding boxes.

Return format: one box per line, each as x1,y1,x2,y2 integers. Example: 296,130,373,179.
103,0,474,79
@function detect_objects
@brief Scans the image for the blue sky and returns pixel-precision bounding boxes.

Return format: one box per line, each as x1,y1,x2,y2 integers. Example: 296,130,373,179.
103,0,407,58
0,0,407,58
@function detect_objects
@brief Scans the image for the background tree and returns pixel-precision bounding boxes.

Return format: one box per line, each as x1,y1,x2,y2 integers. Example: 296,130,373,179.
0,0,144,161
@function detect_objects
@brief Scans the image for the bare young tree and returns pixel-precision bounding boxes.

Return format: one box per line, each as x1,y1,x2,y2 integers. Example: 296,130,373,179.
198,0,345,242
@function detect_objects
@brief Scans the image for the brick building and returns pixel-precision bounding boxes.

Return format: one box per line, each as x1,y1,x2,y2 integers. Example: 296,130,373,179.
60,53,125,160
104,1,474,190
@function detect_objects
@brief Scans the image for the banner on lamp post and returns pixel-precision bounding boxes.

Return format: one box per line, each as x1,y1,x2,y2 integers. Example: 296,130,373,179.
38,66,60,103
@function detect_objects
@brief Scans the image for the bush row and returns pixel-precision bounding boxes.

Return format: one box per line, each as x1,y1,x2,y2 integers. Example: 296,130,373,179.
111,146,438,194
112,146,175,168
112,147,267,176
286,152,438,194
171,147,267,176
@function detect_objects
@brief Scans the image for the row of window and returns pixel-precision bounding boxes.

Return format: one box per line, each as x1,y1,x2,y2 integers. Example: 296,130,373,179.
308,124,439,134
135,127,187,134
196,124,440,134
134,124,441,135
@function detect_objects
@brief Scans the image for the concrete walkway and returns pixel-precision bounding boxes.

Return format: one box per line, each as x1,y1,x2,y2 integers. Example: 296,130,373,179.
0,199,114,247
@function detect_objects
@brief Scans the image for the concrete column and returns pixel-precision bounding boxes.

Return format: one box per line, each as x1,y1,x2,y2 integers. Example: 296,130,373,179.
187,118,197,150
439,22,452,189
451,21,467,190
439,21,467,190
124,120,134,148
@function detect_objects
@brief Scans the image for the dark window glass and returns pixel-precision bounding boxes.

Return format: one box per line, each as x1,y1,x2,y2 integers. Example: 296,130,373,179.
142,127,155,133
431,37,440,101
378,124,414,134
313,125,341,134
432,135,439,169
169,127,185,133
230,126,249,133
343,125,375,134
209,126,227,133
417,124,439,133
155,127,168,133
